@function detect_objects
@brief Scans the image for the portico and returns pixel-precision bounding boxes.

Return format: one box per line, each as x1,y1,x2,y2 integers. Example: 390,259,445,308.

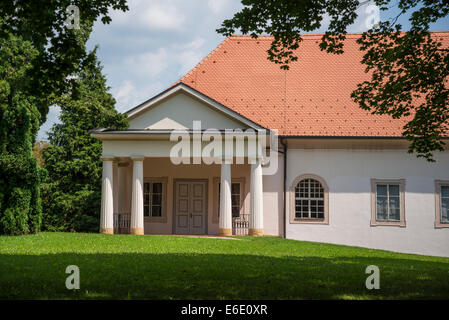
97,154,264,236
92,83,272,236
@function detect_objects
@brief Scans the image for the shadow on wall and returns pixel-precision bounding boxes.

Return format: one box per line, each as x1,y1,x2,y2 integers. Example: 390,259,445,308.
1,252,448,299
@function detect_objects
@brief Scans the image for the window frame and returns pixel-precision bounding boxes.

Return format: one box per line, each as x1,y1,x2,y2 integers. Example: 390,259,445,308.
289,174,329,225
435,180,449,228
143,177,168,223
213,177,245,223
370,179,406,227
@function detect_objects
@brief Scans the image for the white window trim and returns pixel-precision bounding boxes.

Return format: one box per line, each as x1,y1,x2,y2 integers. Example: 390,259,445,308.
143,177,168,223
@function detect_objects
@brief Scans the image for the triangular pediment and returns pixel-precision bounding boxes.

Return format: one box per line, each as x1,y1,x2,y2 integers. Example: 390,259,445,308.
126,83,264,130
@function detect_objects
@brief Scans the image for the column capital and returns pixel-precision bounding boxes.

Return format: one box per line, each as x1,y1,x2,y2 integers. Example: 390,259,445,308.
131,156,145,161
101,156,115,162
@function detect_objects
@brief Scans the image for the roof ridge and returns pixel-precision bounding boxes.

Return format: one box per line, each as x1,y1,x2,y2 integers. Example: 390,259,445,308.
177,36,231,86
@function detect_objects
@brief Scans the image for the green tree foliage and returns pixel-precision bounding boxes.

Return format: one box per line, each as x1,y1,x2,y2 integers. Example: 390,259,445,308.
42,49,128,232
218,0,449,161
0,0,128,124
0,34,44,235
0,1,128,235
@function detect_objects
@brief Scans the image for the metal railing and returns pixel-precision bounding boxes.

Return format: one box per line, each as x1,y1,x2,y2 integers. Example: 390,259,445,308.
232,213,250,236
113,213,130,234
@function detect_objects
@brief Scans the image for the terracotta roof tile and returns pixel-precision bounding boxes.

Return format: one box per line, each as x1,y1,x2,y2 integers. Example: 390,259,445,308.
178,32,449,137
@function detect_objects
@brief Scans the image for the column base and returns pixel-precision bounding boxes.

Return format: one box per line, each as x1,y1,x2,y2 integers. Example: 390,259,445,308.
218,228,232,237
249,228,264,236
131,228,144,235
100,228,114,235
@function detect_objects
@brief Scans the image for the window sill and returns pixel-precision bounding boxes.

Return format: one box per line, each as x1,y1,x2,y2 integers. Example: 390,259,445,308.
370,220,406,227
290,218,329,225
435,222,449,228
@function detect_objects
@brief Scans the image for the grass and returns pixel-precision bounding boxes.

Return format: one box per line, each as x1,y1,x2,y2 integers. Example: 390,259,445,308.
0,232,448,299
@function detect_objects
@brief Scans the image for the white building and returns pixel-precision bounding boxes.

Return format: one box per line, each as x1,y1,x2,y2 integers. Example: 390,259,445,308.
91,34,449,257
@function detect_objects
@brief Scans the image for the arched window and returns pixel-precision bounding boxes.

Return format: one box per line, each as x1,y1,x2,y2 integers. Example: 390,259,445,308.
290,174,329,224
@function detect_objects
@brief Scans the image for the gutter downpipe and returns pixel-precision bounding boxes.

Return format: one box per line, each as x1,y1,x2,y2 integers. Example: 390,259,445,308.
280,137,287,238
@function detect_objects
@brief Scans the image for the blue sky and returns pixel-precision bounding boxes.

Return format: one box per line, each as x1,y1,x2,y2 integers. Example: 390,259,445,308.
37,0,449,140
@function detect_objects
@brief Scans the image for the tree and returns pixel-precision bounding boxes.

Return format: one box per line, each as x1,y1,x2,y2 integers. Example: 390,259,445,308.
41,49,128,232
0,34,43,235
218,0,449,161
33,141,49,167
0,1,128,235
0,0,128,124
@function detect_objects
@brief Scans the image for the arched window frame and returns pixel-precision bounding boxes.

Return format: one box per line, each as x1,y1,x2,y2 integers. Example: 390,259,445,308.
289,174,329,224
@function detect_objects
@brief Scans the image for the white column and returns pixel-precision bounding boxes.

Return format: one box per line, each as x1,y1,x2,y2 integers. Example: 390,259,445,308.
219,162,232,236
100,158,114,234
250,160,264,236
130,157,144,235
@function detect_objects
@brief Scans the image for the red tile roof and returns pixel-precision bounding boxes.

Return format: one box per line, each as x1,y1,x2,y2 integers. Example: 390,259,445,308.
178,32,449,137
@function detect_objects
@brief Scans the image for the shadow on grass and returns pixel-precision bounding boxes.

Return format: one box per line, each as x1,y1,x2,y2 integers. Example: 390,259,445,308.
0,252,448,299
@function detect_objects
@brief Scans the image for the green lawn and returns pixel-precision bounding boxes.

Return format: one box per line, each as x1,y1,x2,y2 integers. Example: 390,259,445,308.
0,232,448,299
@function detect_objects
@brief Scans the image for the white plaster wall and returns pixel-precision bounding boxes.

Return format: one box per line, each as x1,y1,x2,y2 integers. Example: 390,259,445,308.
129,92,248,130
286,148,449,257
263,152,285,237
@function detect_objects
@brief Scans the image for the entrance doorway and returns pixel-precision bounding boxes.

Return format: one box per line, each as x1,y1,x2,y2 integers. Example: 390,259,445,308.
174,180,208,234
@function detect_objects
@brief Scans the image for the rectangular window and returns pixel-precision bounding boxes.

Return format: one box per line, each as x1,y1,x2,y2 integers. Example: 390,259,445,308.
371,179,405,227
218,182,241,218
435,181,449,228
294,178,325,219
440,185,449,223
143,180,165,220
375,184,400,221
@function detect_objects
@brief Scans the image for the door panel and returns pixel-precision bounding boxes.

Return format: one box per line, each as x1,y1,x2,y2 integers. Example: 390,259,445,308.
175,182,190,234
174,180,207,234
190,182,207,234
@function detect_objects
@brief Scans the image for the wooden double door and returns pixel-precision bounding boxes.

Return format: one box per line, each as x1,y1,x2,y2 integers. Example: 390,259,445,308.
174,180,208,234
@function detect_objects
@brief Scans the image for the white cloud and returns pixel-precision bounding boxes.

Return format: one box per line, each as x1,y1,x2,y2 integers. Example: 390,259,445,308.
110,37,206,111
115,80,135,105
142,4,186,30
125,48,169,77
122,37,206,80
208,0,229,14
113,80,165,112
108,0,186,31
175,38,206,74
183,37,206,50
